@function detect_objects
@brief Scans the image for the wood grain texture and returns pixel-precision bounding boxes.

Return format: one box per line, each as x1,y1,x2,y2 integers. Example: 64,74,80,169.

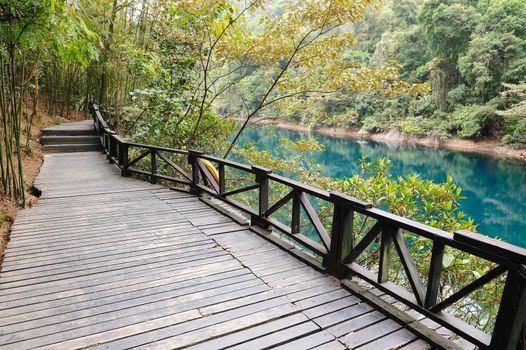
0,147,434,349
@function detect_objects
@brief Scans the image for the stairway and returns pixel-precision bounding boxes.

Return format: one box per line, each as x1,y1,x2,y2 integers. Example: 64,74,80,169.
41,120,101,153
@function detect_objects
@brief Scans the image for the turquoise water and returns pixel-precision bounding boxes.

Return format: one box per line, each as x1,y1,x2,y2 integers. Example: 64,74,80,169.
236,125,526,248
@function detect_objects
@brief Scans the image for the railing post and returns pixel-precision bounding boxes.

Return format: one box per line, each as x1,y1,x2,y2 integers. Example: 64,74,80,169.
326,193,355,278
490,264,526,350
218,163,225,195
378,226,395,283
291,190,301,234
108,135,112,162
188,150,204,194
119,142,129,177
425,242,445,308
108,132,117,163
150,149,157,184
251,166,272,230
103,133,109,156
97,123,102,145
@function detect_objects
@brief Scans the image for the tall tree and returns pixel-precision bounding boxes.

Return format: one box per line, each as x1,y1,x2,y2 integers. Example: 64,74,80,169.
150,0,429,157
418,0,478,110
0,0,97,205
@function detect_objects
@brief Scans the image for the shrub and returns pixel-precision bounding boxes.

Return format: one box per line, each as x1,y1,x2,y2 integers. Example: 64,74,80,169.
409,96,436,118
502,118,526,148
400,116,431,136
447,84,468,107
361,116,388,132
447,104,497,138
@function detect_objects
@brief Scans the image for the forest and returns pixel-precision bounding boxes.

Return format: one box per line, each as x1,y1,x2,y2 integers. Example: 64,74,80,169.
220,0,526,145
1,0,525,334
2,0,526,206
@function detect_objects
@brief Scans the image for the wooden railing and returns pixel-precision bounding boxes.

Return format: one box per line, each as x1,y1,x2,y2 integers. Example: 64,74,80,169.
91,104,526,350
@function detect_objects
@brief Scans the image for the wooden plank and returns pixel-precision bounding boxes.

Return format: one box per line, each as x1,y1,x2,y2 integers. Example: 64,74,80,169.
85,301,298,350
0,283,270,349
0,258,243,312
455,230,526,265
0,253,232,301
184,314,311,350
271,330,336,350
425,241,444,308
302,295,360,319
327,310,387,338
2,231,206,269
342,279,467,350
3,230,206,271
313,301,375,328
378,226,394,283
0,245,226,288
356,328,419,350
294,289,353,310
12,216,191,239
299,191,331,250
0,274,259,336
0,263,246,322
339,318,403,348
310,340,347,350
5,226,204,258
0,149,452,350
399,339,435,350
1,240,215,280
226,321,320,350
392,229,426,305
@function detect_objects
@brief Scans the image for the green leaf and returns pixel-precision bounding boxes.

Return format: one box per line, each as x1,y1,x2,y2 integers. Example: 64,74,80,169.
443,254,455,268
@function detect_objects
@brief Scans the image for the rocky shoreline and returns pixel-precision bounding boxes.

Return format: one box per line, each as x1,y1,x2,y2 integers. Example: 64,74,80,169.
236,117,526,162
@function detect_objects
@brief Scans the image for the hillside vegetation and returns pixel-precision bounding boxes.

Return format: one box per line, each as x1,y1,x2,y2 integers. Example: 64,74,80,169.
220,0,526,147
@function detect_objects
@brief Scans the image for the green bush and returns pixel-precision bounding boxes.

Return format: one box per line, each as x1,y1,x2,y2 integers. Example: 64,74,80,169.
400,116,431,136
361,116,388,132
409,96,436,118
502,118,526,148
447,84,468,107
447,104,497,138
400,116,450,140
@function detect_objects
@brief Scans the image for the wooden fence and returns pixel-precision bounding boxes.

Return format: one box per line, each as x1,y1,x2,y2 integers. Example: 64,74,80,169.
91,104,526,350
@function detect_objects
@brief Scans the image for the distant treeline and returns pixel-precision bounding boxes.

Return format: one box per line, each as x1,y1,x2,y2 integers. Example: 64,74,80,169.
219,0,526,147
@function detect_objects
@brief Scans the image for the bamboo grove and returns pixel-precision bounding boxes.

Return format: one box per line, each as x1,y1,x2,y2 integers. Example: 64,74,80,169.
1,0,431,206
0,0,155,205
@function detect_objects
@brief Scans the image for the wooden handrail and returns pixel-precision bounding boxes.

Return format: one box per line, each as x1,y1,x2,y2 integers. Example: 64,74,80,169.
90,103,526,350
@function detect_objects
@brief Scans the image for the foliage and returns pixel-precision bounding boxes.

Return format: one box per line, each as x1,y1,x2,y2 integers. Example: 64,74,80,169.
222,0,526,149
447,104,498,138
235,139,503,330
187,0,431,156
399,116,441,138
0,0,515,334
87,0,524,159
0,0,97,205
499,82,526,146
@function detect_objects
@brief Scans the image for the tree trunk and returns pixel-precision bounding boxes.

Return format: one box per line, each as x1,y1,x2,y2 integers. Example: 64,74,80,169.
25,73,39,151
100,0,119,106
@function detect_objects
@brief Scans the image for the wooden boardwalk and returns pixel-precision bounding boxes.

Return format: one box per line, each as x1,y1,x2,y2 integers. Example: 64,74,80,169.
0,151,438,349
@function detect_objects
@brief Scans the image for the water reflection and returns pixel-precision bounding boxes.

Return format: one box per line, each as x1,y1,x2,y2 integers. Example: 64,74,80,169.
236,126,526,248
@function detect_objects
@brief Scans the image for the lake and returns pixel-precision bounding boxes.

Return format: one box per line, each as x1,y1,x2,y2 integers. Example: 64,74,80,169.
236,125,526,248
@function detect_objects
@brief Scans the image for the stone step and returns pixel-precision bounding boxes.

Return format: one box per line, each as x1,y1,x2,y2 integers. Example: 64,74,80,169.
41,135,100,145
42,144,102,153
41,128,97,136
